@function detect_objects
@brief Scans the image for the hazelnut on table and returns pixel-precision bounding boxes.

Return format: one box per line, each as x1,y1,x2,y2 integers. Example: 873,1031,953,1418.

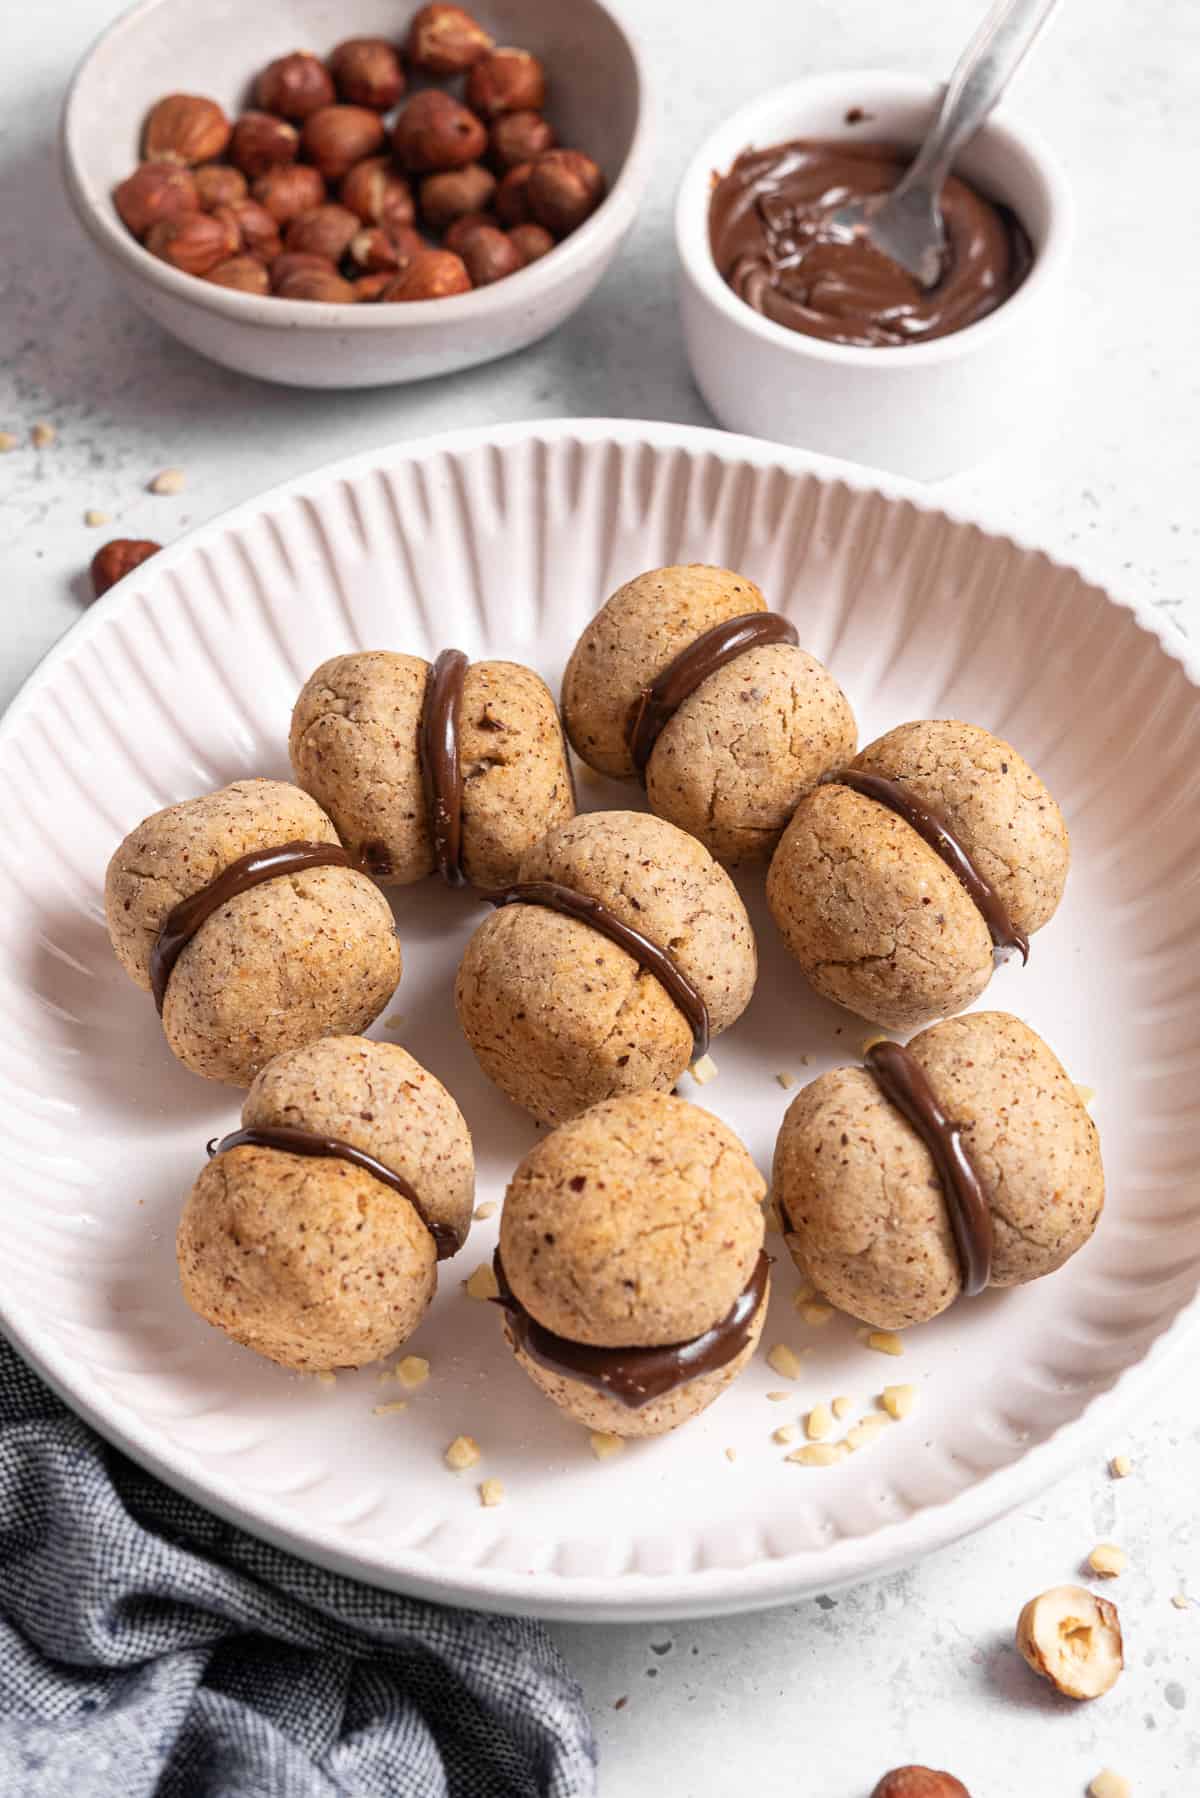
1017,1584,1124,1698
406,4,495,75
871,1771,971,1798
255,51,335,121
329,38,405,112
90,538,160,599
143,93,231,166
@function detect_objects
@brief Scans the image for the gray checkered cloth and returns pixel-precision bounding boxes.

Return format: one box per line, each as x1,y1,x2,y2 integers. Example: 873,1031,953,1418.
0,1337,596,1797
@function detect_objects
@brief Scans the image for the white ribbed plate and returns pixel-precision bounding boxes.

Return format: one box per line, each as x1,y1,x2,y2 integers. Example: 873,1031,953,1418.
3,419,1198,1622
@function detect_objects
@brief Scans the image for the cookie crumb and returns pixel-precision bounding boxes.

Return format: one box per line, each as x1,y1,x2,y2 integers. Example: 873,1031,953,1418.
31,422,56,448
465,1262,499,1301
787,1443,845,1468
479,1477,505,1507
723,1446,737,1463
0,432,16,452
775,1070,796,1090
800,1301,833,1327
864,1330,904,1356
1088,1543,1127,1579
1110,1453,1132,1479
445,1434,481,1471
396,1354,430,1389
772,1425,797,1446
372,1399,408,1416
798,1053,812,1066
881,1384,916,1420
1088,1772,1130,1798
590,1431,624,1461
689,1053,719,1086
385,1012,405,1029
149,467,185,495
806,1403,832,1441
844,1414,890,1453
473,1201,498,1221
314,1370,336,1388
832,1395,854,1420
1171,1595,1190,1610
765,1390,791,1403
766,1343,803,1380
84,509,111,528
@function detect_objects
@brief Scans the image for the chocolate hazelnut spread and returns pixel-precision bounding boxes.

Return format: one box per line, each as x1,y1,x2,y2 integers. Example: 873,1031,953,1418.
493,1249,769,1407
419,648,469,889
484,878,711,1059
627,611,800,774
709,138,1031,348
208,1123,464,1259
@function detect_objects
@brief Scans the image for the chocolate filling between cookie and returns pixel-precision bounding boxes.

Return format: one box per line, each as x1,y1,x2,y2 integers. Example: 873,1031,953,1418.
149,840,361,1013
483,879,711,1060
627,612,801,775
207,1124,464,1260
835,768,1030,964
492,1249,770,1406
863,1039,993,1297
419,648,469,889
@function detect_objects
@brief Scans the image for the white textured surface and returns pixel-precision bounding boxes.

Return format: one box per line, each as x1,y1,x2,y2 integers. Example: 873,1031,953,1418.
2,3,1199,1795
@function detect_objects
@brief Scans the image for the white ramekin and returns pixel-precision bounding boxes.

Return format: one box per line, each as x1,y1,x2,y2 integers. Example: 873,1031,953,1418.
675,71,1073,480
61,0,652,390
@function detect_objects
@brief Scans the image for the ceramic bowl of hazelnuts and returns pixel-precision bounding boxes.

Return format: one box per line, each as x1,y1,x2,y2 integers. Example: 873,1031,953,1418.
62,0,651,387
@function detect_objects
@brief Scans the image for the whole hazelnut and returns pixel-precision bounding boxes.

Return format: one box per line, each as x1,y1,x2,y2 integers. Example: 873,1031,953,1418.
114,162,198,238
193,163,248,211
354,272,394,301
381,250,472,301
90,538,161,599
406,4,494,74
419,162,496,230
460,224,522,286
251,163,326,224
143,94,231,166
392,91,487,173
329,39,405,111
489,109,556,172
346,224,424,274
255,51,335,122
225,199,282,260
527,149,605,235
443,211,497,252
229,112,299,178
145,211,237,275
871,1772,971,1798
508,222,554,264
495,162,534,225
275,266,358,303
340,158,415,230
204,254,271,295
270,250,337,292
285,203,361,262
465,48,546,120
301,105,386,183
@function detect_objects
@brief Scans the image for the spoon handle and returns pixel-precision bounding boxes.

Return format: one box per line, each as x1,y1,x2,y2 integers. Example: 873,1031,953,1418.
901,0,1061,196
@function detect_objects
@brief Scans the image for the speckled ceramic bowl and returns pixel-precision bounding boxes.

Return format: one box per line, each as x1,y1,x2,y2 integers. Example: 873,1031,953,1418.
61,0,652,388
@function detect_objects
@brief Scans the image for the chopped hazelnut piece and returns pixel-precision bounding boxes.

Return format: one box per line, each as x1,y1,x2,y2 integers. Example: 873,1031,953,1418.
881,1384,916,1420
864,1331,904,1356
772,1425,797,1446
1088,1773,1130,1798
479,1477,505,1507
798,1053,812,1066
31,422,56,448
689,1053,719,1085
314,1370,336,1387
844,1415,889,1453
84,509,111,527
473,1201,498,1221
590,1431,624,1461
805,1403,832,1441
800,1302,833,1326
1171,1594,1191,1610
1016,1583,1124,1699
1088,1543,1127,1579
775,1070,795,1090
465,1262,499,1301
372,1399,408,1415
723,1446,737,1463
149,467,185,495
1109,1454,1132,1479
765,1390,791,1403
0,432,16,452
832,1395,854,1420
444,1434,481,1471
766,1343,802,1380
396,1354,430,1389
1075,1084,1096,1106
787,1443,846,1468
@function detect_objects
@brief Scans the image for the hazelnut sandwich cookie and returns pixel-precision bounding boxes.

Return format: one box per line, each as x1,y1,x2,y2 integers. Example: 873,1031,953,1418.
178,1036,474,1371
495,1092,768,1436
766,720,1070,1030
455,811,757,1125
561,563,856,864
105,779,400,1086
772,1012,1103,1330
290,649,574,888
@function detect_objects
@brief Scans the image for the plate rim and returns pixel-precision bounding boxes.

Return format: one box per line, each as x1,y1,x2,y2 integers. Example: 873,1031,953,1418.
4,415,1197,1622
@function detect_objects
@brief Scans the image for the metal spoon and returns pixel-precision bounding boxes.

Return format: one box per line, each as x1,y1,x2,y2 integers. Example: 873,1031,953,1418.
831,0,1061,288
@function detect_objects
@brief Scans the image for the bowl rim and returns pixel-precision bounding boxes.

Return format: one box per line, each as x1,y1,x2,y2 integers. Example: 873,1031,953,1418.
60,0,654,331
674,68,1074,369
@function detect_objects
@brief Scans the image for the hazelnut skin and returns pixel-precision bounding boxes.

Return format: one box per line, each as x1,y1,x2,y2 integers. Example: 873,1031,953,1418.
145,210,237,274
255,52,335,121
419,162,496,230
353,272,394,301
508,221,554,264
269,250,337,292
204,254,271,295
300,105,386,183
871,1773,970,1798
329,39,405,111
465,48,546,120
442,211,497,252
251,164,326,224
275,266,358,303
346,224,424,274
193,164,247,211
406,4,494,75
527,149,605,234
339,158,415,230
229,112,299,178
461,224,522,286
221,199,282,261
285,203,361,261
489,109,556,172
392,91,488,173
381,250,472,301
114,162,198,238
495,162,534,225
143,94,231,166
90,539,161,599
